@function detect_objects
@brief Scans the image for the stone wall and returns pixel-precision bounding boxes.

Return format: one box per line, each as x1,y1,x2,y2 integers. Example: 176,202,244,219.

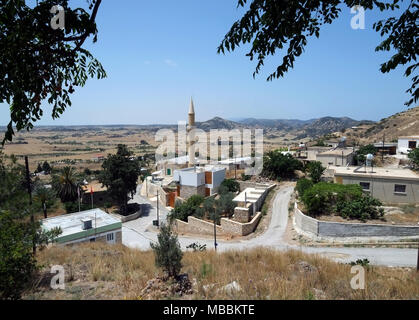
221,212,262,236
175,212,262,237
180,184,206,199
233,207,250,223
294,204,419,238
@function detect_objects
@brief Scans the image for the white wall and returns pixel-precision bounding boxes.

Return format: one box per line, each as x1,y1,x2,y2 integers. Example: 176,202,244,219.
398,138,419,154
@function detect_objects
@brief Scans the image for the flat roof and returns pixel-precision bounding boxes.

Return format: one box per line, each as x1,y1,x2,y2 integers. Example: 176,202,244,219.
398,136,419,139
317,148,354,156
42,209,121,243
373,142,398,147
332,166,419,181
233,187,267,203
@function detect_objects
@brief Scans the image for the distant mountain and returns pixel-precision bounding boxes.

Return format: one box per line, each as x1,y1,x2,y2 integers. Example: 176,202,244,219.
195,115,371,140
196,117,242,131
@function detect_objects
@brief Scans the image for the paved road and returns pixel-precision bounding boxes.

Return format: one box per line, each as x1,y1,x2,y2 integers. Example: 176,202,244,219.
122,185,418,267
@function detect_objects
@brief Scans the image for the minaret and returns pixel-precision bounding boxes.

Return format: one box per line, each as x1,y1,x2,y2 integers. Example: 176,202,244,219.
188,98,196,167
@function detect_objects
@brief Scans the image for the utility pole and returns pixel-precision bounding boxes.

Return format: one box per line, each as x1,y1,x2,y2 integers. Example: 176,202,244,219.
234,156,237,179
417,242,419,272
25,156,36,255
382,134,385,162
156,189,159,228
213,214,217,251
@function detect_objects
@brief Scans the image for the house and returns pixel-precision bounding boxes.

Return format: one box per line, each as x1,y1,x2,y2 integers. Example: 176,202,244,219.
332,166,419,204
373,142,398,155
173,165,226,198
316,148,354,167
398,136,419,154
81,182,108,205
91,154,105,162
41,209,122,245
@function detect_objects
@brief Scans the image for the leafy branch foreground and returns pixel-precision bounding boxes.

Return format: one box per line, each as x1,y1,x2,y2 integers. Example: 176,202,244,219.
27,243,419,300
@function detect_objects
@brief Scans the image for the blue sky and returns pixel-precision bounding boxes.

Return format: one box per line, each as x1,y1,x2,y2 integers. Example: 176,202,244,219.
0,0,414,125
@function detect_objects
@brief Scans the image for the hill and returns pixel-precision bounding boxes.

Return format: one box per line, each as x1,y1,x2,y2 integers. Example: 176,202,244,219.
345,106,419,144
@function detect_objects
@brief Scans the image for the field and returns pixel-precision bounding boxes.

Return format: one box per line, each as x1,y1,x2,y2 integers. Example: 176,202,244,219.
25,243,419,300
1,126,159,172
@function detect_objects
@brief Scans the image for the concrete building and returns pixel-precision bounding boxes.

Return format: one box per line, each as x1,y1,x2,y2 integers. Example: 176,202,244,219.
398,136,419,154
332,166,419,204
373,142,398,155
42,209,122,245
316,148,354,167
173,165,226,198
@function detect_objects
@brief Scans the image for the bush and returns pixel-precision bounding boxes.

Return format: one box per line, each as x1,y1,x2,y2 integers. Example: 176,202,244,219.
296,178,314,197
262,150,303,180
241,173,251,181
408,148,419,169
301,183,362,216
220,179,240,193
336,195,384,222
301,182,383,221
169,196,204,222
150,224,183,278
306,161,325,184
64,202,92,214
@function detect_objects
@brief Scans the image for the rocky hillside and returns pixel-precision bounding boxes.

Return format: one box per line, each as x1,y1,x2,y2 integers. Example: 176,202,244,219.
345,106,419,144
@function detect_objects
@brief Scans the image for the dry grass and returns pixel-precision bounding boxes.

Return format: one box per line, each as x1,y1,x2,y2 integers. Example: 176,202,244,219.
24,243,419,300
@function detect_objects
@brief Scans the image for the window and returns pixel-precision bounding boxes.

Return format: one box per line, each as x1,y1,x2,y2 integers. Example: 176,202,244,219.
394,184,407,194
90,238,96,242
408,141,417,149
106,233,114,243
359,182,370,191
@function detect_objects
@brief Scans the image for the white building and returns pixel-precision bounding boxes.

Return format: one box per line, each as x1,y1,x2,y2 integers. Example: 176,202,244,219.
42,209,122,245
398,136,419,154
173,165,226,198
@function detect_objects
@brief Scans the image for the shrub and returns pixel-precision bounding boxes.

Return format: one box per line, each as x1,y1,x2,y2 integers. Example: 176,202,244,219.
408,148,419,169
306,161,325,184
262,150,303,180
220,179,240,193
301,183,362,216
241,173,251,181
150,224,183,278
336,195,384,222
296,178,314,197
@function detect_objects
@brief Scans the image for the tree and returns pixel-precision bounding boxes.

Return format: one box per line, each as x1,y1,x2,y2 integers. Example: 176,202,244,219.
218,0,418,106
296,178,314,196
150,224,183,279
1,0,106,144
36,163,43,174
42,161,51,174
33,184,56,219
306,161,326,184
354,144,378,164
220,179,240,193
54,166,80,203
408,148,419,169
98,145,141,214
0,155,61,299
262,150,303,180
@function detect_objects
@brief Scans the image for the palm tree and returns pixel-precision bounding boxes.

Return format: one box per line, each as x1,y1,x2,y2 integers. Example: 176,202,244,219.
34,185,55,218
56,166,80,203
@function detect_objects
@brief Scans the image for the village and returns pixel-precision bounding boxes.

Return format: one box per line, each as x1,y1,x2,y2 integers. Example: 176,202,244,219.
36,100,418,268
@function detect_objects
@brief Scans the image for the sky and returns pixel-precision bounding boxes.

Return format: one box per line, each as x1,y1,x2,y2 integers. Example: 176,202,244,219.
0,0,415,126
